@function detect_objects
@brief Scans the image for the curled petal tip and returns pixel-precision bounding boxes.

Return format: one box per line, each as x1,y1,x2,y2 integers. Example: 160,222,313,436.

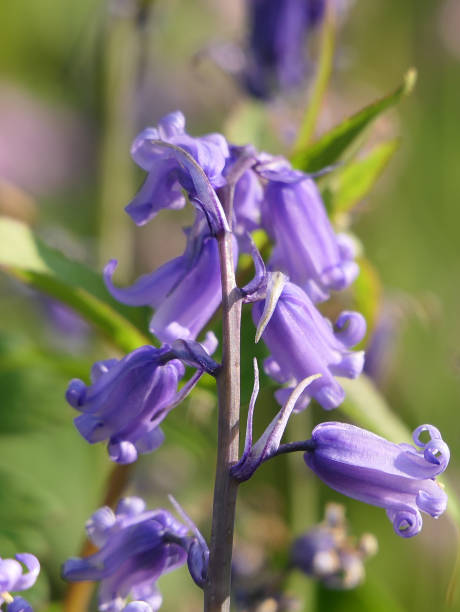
108,440,139,464
334,311,367,347
65,379,86,408
387,507,422,538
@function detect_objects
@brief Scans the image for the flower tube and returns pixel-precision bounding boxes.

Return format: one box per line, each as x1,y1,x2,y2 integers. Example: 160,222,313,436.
260,165,358,302
253,280,365,410
104,216,237,344
66,346,185,464
304,423,449,537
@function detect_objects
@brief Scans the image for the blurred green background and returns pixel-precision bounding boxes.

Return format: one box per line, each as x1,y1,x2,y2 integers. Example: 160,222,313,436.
0,0,459,611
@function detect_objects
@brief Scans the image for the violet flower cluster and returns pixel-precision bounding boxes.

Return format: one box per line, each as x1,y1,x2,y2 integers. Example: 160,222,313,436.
61,108,451,609
62,497,208,612
67,110,365,458
101,111,364,410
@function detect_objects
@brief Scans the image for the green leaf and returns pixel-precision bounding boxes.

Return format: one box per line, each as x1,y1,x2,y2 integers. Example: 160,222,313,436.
322,140,399,216
292,3,336,152
292,69,416,173
339,375,460,527
0,216,151,353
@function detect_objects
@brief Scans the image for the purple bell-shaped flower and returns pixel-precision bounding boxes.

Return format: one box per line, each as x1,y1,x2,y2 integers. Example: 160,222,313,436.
253,279,365,410
62,497,208,611
304,423,450,537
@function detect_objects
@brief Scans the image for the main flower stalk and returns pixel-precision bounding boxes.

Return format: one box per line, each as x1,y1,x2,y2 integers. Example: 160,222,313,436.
204,189,242,611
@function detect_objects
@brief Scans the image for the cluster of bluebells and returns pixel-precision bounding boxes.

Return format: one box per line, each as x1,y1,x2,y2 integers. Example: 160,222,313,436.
60,109,451,608
0,553,40,612
291,503,377,589
66,110,366,463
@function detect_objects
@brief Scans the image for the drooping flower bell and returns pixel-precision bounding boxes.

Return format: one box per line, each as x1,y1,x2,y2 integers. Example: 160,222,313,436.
66,346,187,464
62,497,208,612
243,0,326,99
253,278,365,410
104,215,236,344
258,158,358,302
125,111,230,235
0,553,40,612
304,423,450,537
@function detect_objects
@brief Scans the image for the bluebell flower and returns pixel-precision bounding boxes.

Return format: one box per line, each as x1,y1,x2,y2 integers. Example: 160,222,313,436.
125,112,229,234
244,0,326,99
0,553,40,612
66,346,186,464
253,280,365,410
62,497,208,612
105,216,236,344
258,157,358,302
304,423,450,537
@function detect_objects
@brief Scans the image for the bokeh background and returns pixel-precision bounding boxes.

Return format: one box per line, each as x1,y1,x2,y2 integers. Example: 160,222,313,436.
0,0,459,610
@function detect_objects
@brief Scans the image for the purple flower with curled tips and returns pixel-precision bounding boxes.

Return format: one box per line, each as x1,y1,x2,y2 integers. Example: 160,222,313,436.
66,345,198,464
0,553,40,612
62,496,208,611
253,277,366,410
304,423,450,537
125,111,229,234
105,216,237,344
258,159,358,302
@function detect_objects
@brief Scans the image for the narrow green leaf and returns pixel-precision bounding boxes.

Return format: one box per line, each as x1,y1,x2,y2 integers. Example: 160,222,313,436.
0,216,151,353
292,3,336,152
292,69,416,172
339,375,460,527
324,140,399,216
